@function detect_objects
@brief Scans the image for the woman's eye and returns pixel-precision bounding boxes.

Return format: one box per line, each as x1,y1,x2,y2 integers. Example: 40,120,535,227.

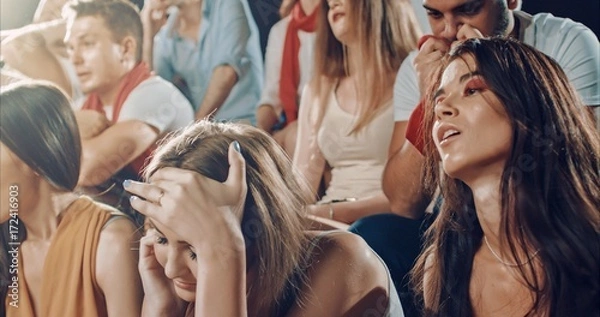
155,236,167,245
465,88,480,95
188,249,197,260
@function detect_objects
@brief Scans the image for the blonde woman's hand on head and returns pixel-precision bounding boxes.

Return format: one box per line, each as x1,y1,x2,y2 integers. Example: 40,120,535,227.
125,141,248,260
138,230,186,316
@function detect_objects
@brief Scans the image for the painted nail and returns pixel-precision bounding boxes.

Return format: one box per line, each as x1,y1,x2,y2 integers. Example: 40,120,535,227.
233,140,241,153
123,179,131,188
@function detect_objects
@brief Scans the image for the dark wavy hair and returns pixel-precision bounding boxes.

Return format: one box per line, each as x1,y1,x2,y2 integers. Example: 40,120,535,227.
412,37,600,316
0,81,81,315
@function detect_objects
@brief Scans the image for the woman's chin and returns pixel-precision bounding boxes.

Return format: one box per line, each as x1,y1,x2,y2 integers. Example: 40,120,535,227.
174,287,196,303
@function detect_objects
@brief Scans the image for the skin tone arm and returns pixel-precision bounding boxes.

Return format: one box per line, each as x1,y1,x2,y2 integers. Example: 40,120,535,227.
33,0,69,23
292,83,326,193
381,125,431,219
1,19,71,95
256,104,279,133
141,0,169,69
78,120,158,186
96,217,144,316
195,65,238,120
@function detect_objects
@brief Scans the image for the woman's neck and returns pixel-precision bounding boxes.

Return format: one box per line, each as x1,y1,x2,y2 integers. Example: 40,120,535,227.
299,0,319,15
467,173,504,247
20,182,77,241
343,44,361,77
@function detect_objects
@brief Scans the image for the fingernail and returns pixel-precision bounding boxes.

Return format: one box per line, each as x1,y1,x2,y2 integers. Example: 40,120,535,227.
233,140,241,153
123,179,131,188
130,195,138,203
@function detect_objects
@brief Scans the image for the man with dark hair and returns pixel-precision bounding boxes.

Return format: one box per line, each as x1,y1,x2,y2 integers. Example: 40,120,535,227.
63,0,193,196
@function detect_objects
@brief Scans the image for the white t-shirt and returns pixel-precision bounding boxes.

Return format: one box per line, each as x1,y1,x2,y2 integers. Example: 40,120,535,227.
74,76,193,132
393,11,600,122
117,76,194,133
258,15,316,115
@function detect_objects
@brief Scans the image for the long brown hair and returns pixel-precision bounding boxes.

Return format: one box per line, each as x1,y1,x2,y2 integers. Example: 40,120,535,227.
143,121,313,315
412,38,600,316
310,0,421,133
0,81,81,315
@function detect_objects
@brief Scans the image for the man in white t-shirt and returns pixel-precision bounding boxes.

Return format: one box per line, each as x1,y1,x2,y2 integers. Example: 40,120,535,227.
64,0,194,187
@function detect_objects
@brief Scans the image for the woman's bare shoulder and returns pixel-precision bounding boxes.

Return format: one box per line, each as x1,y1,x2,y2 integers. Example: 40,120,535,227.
293,231,392,316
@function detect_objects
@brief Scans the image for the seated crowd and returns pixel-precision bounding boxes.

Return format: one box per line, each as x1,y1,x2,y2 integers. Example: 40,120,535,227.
1,0,598,316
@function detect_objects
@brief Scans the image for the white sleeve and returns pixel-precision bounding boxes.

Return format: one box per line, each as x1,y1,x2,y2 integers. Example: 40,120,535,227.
556,27,600,106
258,19,287,113
393,50,421,122
118,77,193,133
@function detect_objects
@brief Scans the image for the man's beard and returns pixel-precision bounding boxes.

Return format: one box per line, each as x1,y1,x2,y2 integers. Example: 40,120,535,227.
492,1,511,36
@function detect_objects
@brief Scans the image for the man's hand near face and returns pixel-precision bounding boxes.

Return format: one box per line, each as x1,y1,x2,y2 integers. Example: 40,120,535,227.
414,24,487,97
414,36,450,97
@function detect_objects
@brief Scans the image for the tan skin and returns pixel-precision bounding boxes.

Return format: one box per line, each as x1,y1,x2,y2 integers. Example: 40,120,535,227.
255,0,320,156
382,0,520,218
1,19,72,96
65,16,160,186
125,143,395,316
0,144,143,316
425,56,540,316
293,0,393,223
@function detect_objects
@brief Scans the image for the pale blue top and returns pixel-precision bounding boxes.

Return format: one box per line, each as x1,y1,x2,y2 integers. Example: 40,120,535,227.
153,0,263,124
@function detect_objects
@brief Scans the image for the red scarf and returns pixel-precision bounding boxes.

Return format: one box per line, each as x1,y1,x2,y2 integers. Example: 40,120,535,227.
82,62,154,176
279,3,318,125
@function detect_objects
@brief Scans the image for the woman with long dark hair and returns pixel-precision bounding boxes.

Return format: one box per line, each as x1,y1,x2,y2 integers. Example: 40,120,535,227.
1,81,142,316
413,37,599,316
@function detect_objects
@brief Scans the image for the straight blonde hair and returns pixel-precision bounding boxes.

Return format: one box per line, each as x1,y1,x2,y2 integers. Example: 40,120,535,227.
311,0,421,133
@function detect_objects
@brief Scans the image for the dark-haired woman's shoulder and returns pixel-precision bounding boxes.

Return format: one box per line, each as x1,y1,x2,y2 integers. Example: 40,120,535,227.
92,197,144,316
289,230,400,316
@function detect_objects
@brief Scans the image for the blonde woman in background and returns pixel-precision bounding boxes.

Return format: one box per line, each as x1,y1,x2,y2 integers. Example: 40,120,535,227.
293,0,421,223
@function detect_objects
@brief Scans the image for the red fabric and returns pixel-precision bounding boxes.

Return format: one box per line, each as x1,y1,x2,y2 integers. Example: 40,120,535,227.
405,100,426,155
406,35,452,155
279,3,318,125
82,62,154,175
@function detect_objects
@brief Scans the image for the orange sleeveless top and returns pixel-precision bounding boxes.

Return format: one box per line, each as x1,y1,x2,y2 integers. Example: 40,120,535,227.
5,197,113,316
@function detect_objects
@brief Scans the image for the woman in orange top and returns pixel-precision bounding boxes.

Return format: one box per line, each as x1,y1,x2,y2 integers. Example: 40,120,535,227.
0,81,142,316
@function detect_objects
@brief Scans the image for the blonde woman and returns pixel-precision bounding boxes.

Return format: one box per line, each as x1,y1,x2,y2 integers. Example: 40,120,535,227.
293,0,421,223
125,121,405,316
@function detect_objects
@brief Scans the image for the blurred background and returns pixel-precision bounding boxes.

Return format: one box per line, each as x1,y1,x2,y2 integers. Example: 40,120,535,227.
2,0,598,48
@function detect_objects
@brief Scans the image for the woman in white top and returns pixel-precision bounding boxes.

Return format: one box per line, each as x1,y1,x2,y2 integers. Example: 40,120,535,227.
256,0,319,156
293,0,421,224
